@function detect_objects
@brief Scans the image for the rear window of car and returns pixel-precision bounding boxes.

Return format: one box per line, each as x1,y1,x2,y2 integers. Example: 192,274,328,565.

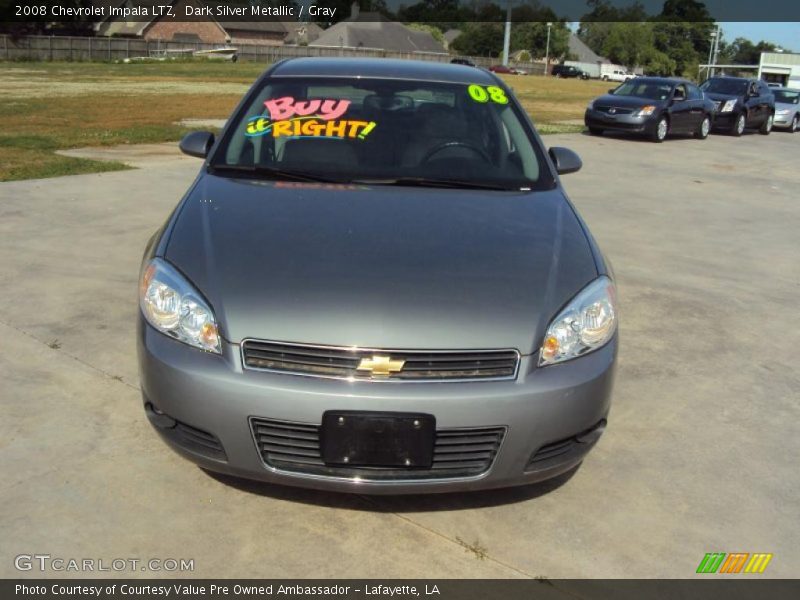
211,76,552,190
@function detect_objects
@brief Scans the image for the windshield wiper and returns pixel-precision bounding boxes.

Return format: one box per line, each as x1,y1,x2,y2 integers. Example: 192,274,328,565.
209,164,341,183
350,177,518,191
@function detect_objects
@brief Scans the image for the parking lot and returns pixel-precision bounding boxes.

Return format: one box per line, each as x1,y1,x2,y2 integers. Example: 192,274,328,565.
1,130,797,579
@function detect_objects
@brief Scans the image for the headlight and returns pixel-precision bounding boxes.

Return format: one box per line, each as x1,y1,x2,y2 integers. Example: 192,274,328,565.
721,100,737,113
139,258,221,353
539,276,617,366
636,105,656,116
776,109,790,116
586,100,595,110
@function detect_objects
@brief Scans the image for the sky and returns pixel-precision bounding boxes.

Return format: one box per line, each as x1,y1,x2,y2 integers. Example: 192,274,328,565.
718,22,800,51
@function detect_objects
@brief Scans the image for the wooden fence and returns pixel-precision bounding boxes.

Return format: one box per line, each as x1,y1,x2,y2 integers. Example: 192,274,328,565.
0,33,546,75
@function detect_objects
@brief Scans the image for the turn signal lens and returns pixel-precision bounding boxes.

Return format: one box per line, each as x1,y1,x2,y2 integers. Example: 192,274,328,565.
539,277,617,366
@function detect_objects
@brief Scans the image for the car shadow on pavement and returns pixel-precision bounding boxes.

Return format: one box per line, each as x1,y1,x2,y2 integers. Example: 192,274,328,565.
202,464,580,513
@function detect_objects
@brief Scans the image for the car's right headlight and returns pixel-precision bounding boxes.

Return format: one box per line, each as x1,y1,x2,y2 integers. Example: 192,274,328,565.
139,258,221,353
586,100,595,110
636,105,657,116
721,99,737,113
776,109,790,116
539,276,617,366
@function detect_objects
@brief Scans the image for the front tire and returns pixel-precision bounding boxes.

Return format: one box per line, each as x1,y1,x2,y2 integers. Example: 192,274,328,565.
651,116,668,143
791,114,799,133
695,115,711,139
759,113,774,135
731,113,746,136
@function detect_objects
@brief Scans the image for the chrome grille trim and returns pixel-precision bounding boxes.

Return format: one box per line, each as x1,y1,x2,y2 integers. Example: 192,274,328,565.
240,339,520,383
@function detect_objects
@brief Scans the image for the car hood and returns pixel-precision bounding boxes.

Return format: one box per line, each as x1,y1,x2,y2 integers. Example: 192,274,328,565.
593,94,664,109
165,174,598,354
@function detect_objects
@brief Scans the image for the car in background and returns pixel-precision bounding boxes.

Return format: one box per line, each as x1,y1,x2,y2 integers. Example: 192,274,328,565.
450,58,476,67
585,77,715,142
552,65,589,79
138,57,618,494
511,67,529,76
602,69,634,83
488,64,514,74
700,77,775,136
771,87,800,132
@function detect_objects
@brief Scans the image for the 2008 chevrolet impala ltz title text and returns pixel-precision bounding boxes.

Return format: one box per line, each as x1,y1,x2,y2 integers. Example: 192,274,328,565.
137,58,617,494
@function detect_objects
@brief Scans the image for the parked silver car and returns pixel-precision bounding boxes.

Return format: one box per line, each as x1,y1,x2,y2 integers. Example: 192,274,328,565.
772,87,800,132
138,58,618,494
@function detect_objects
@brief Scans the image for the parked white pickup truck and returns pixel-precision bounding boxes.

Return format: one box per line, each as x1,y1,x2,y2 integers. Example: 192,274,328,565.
602,69,635,82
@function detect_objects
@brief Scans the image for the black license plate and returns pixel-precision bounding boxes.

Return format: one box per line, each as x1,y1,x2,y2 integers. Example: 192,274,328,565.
321,411,435,468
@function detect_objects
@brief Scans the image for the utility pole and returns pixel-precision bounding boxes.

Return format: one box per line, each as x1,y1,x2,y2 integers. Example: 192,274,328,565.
712,24,721,75
706,29,716,78
544,22,552,76
502,0,512,66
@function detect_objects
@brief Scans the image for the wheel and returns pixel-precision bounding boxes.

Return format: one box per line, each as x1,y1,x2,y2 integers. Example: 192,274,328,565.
759,113,774,135
731,113,746,136
694,115,711,139
791,114,799,133
651,116,668,142
602,75,609,81
588,127,604,136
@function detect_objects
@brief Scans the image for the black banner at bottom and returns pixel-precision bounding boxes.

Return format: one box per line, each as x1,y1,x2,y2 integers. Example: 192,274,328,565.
4,580,800,600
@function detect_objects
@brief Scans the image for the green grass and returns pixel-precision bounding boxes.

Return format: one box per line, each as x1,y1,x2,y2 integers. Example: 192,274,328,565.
0,61,605,182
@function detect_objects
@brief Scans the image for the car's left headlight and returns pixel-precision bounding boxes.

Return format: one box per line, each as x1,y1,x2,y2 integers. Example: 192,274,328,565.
720,100,737,113
776,109,790,116
539,276,617,366
139,258,221,353
636,105,656,116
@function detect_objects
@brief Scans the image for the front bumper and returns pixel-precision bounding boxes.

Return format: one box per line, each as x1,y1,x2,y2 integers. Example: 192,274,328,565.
138,319,616,494
585,109,652,134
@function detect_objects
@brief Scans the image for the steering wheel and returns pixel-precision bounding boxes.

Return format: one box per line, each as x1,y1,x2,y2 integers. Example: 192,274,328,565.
420,141,491,165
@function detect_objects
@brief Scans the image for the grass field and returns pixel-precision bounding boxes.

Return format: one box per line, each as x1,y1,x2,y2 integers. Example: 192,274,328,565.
0,61,610,182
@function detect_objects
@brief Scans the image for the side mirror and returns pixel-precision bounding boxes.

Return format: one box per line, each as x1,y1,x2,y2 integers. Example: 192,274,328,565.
608,88,616,94
549,147,582,176
179,131,215,159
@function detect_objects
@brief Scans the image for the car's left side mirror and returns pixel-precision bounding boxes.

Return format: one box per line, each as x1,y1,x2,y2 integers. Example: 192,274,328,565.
179,131,215,159
549,147,582,175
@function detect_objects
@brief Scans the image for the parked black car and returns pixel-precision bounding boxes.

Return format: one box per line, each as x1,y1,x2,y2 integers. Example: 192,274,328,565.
552,65,589,79
450,58,476,67
585,77,716,142
699,77,775,136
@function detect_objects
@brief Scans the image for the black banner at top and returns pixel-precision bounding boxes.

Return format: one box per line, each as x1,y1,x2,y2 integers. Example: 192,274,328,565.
1,0,799,24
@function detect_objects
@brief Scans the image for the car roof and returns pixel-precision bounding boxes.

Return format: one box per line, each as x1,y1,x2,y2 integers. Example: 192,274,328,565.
630,77,689,86
268,57,498,85
705,76,754,82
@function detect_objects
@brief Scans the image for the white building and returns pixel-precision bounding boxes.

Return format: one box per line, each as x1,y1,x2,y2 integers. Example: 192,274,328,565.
758,52,800,89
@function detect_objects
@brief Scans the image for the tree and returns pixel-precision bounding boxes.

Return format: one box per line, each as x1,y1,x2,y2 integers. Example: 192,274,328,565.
601,22,653,69
406,23,445,44
510,21,570,60
451,23,505,57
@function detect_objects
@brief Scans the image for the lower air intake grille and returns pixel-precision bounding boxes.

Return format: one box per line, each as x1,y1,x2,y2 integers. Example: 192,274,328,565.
241,340,519,382
174,422,226,460
251,418,505,481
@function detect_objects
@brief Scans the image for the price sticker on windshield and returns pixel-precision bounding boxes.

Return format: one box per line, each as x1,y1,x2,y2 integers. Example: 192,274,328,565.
468,84,509,105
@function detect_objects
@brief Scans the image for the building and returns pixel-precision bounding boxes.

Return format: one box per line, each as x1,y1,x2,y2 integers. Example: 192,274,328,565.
758,52,800,89
92,0,322,46
309,3,445,54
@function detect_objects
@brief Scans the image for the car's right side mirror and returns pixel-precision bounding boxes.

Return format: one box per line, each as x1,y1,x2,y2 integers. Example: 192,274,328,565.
179,131,215,159
549,147,582,175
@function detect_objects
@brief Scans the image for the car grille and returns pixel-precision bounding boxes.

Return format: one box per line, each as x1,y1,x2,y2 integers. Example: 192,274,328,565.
712,100,722,112
250,418,506,480
595,106,635,115
241,340,520,382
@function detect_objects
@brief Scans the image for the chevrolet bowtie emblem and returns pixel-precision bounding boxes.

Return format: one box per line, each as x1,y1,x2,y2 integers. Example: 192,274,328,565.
356,355,405,377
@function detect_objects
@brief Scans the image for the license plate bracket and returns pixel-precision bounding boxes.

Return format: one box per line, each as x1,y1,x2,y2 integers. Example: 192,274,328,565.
321,411,435,468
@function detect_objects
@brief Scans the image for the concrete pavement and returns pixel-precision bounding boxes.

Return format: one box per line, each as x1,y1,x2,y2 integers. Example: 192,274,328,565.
1,130,798,578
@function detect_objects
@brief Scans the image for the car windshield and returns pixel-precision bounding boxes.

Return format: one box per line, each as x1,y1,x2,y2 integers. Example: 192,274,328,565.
700,79,748,95
773,89,800,104
210,77,549,190
611,81,673,101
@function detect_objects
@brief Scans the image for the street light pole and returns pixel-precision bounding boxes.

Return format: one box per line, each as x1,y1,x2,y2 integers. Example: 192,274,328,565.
544,22,552,76
502,0,512,66
707,30,716,78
